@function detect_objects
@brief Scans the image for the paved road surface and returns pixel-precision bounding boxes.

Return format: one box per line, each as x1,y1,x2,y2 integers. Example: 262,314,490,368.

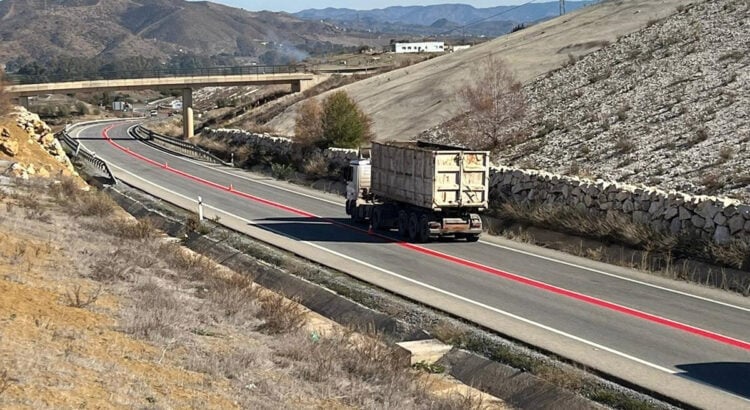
73,120,750,409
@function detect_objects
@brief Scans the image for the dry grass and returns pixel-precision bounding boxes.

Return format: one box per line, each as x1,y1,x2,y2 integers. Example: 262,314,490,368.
0,176,508,409
495,201,677,251
490,201,750,292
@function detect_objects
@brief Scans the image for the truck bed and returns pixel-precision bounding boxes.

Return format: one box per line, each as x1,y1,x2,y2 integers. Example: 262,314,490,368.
370,142,489,210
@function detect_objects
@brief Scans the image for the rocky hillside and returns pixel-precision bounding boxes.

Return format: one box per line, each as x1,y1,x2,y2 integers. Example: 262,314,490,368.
0,0,375,65
267,0,685,140
486,0,749,202
0,108,79,180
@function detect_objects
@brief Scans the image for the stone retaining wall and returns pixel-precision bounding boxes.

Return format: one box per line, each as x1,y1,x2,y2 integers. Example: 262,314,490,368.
203,128,359,169
202,128,750,243
490,167,750,243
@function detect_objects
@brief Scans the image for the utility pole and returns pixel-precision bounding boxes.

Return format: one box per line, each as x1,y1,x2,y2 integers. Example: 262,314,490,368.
560,0,566,15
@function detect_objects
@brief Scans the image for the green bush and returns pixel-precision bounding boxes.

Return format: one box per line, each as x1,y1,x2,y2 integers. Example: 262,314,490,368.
319,91,372,149
271,163,295,180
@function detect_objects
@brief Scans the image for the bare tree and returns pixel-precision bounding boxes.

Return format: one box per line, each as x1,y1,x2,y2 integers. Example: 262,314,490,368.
294,98,323,147
456,56,527,152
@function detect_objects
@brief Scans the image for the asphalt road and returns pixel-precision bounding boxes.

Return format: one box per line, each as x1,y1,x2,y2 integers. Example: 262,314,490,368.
73,120,750,409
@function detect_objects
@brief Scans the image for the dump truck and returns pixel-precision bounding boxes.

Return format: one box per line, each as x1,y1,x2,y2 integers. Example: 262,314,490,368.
345,141,490,242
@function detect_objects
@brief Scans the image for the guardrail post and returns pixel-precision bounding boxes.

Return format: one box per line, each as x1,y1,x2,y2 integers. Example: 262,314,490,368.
231,152,234,167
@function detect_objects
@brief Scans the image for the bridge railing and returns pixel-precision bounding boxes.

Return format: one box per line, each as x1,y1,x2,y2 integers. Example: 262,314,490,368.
58,127,118,184
6,64,309,85
130,125,232,167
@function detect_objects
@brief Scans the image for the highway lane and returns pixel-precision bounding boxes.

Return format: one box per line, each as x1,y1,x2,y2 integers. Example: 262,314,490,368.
74,120,750,408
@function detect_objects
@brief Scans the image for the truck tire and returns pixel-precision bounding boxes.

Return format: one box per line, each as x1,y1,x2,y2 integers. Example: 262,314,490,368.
345,200,353,216
408,212,419,242
466,233,480,242
371,207,383,231
350,204,362,223
417,214,430,243
398,210,409,238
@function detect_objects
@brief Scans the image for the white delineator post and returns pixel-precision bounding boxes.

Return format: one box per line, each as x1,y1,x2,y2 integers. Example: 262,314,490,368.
198,196,203,221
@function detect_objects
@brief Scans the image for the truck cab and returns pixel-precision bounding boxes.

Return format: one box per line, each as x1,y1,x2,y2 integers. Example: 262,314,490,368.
345,158,372,220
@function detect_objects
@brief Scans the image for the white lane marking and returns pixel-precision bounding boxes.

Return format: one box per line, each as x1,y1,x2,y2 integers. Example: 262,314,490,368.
107,161,678,376
478,240,750,313
95,122,750,314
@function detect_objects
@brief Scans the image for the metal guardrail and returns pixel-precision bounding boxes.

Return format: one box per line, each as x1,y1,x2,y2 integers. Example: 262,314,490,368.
58,128,118,184
130,125,232,167
7,64,308,85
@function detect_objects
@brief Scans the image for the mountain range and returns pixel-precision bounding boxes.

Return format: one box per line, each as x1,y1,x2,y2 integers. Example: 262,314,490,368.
294,2,594,35
0,0,376,67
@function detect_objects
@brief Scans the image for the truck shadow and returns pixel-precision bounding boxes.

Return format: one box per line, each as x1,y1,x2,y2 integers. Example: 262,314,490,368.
675,362,750,399
251,216,394,244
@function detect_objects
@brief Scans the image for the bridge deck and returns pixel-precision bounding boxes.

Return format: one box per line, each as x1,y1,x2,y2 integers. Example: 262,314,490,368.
6,73,315,96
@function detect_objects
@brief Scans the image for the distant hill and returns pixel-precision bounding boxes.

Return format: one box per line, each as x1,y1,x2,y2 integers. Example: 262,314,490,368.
267,0,685,142
0,0,377,67
294,2,593,36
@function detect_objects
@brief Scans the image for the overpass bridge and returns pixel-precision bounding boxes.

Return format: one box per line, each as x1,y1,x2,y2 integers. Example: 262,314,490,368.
5,65,315,139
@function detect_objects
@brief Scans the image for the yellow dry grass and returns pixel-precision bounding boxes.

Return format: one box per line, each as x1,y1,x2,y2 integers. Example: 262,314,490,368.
0,231,237,409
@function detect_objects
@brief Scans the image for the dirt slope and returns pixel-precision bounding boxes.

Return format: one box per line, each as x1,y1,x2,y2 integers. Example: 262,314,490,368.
267,0,685,140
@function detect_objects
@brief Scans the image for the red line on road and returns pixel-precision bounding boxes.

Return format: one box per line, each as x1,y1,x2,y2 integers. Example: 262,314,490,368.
101,124,750,352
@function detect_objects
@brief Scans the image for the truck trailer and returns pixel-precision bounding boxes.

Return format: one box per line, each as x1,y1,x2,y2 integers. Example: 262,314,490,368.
345,141,489,242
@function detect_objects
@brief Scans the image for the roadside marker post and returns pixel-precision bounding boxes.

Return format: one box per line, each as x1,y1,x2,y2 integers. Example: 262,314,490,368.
198,196,203,221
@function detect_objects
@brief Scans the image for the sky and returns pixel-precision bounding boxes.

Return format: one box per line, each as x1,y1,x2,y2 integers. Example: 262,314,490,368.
200,1,530,13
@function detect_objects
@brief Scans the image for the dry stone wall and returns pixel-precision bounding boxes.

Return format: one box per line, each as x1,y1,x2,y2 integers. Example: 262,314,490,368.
490,167,750,244
206,127,750,244
202,128,359,170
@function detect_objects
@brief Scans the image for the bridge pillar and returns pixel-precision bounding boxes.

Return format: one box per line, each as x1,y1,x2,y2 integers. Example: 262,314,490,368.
182,88,194,140
291,80,307,93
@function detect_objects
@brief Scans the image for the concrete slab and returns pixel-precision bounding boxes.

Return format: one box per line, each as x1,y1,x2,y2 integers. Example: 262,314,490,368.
397,338,453,365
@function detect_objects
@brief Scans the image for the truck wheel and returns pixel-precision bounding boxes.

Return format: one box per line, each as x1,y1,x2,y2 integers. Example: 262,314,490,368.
398,210,409,238
466,233,480,242
408,212,419,242
371,207,382,231
345,200,353,216
418,215,430,243
351,204,362,223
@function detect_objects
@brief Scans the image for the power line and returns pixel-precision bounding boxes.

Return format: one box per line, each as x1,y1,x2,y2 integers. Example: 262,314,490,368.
437,0,542,36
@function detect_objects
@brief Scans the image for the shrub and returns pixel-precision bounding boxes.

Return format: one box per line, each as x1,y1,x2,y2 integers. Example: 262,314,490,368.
256,292,306,334
112,218,156,240
614,135,635,154
271,162,295,180
301,152,329,179
71,190,117,217
294,98,324,147
319,91,372,149
709,240,750,270
65,285,101,308
718,146,734,162
0,369,12,396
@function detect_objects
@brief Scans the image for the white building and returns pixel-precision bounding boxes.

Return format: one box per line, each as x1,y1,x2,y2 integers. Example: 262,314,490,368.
170,100,183,110
391,41,445,54
450,45,471,52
